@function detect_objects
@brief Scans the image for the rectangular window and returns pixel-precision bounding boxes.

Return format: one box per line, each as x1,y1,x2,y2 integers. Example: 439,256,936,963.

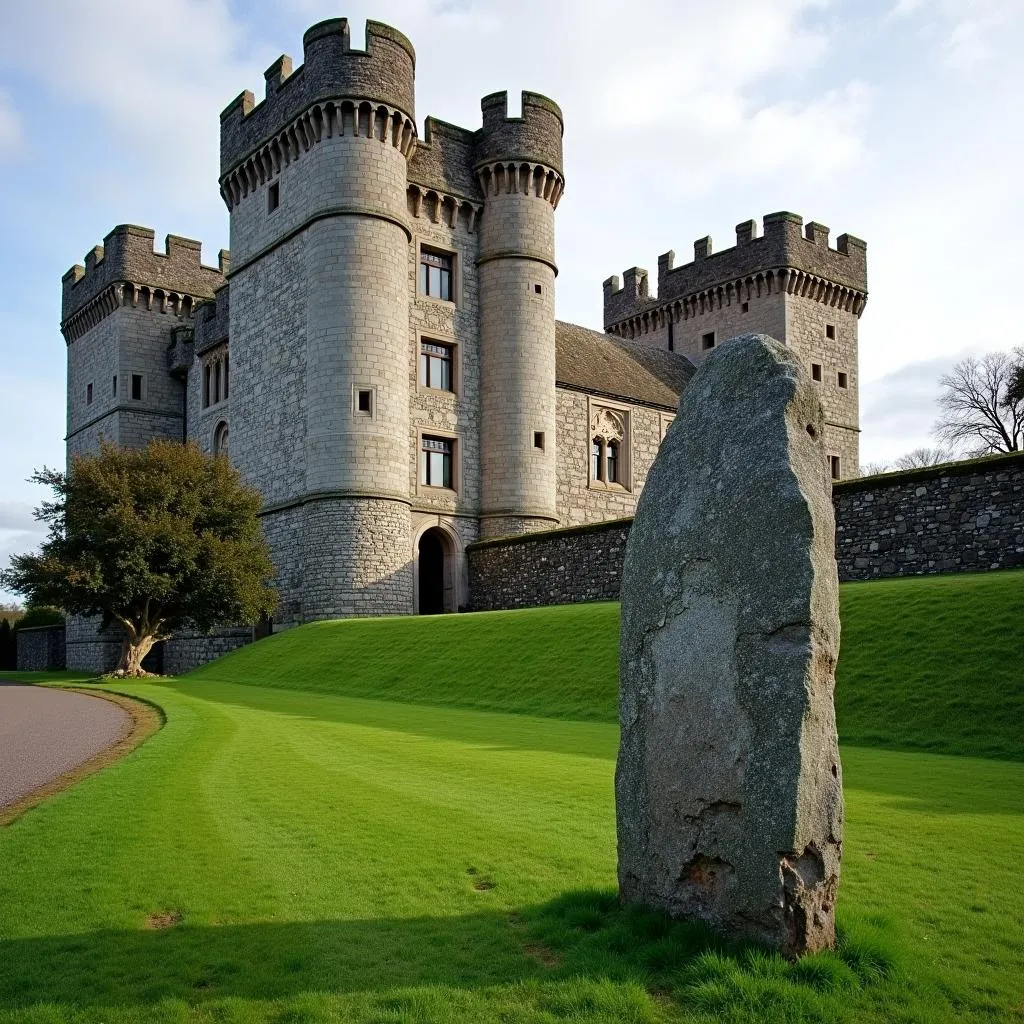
534,283,542,295
131,374,143,401
419,248,453,301
837,371,848,389
812,363,823,382
86,382,93,405
591,439,602,482
420,436,453,488
357,389,372,414
214,361,222,404
830,455,841,480
702,331,716,350
268,182,279,213
826,324,836,339
741,302,749,313
203,365,211,408
112,374,117,398
419,341,453,391
533,431,545,450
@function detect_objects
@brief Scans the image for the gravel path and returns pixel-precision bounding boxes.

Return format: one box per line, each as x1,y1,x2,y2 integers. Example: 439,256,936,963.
0,685,132,809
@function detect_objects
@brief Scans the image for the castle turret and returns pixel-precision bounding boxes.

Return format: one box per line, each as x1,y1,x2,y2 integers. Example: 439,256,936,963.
219,18,418,620
603,212,867,478
474,91,565,537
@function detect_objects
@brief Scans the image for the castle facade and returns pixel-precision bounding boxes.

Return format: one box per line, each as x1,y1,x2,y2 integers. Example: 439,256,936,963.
60,17,867,672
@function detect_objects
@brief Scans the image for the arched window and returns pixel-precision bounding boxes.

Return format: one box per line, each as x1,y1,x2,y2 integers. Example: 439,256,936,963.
591,438,603,481
213,421,229,457
589,406,629,489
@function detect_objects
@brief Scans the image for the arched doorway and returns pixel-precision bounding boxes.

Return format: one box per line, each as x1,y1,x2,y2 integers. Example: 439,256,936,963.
417,527,452,614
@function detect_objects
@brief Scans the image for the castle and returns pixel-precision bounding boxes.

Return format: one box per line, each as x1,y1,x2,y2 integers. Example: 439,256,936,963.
60,17,867,672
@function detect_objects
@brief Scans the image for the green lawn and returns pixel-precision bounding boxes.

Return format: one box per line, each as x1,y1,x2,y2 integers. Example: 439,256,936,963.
0,570,1021,1022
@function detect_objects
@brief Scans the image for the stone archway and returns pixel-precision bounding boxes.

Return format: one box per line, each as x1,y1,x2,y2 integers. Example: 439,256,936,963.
416,526,458,614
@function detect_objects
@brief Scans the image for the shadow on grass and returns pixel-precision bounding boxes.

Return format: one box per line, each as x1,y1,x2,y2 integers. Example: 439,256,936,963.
0,890,903,1020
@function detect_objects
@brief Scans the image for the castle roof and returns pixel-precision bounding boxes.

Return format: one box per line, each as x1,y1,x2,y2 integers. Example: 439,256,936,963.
555,321,694,411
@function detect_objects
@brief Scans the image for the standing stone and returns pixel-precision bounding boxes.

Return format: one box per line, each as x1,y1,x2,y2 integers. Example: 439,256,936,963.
616,333,843,957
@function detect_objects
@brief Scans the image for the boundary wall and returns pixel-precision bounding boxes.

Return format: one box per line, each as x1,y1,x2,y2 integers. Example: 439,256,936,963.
467,451,1024,610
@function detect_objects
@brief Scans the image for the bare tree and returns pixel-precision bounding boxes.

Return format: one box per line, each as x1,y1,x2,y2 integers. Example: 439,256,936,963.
856,462,891,477
933,351,1022,455
892,447,956,470
1006,351,1024,409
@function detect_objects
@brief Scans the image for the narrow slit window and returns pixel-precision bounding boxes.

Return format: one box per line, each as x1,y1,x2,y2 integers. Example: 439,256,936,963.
214,361,222,404
131,374,143,401
606,440,620,483
830,455,841,480
419,248,453,301
224,355,229,400
591,438,603,482
701,331,716,351
812,363,823,382
419,341,453,391
112,375,117,398
203,365,211,408
268,182,280,213
86,382,93,405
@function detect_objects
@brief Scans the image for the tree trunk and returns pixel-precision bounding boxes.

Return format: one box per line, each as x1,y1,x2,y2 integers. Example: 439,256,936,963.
116,633,158,677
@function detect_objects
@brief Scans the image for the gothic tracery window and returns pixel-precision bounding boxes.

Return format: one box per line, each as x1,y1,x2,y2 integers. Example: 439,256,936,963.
589,406,628,488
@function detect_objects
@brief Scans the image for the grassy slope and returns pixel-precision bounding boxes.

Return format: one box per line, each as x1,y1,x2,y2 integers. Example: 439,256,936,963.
190,569,1024,759
0,570,1021,1022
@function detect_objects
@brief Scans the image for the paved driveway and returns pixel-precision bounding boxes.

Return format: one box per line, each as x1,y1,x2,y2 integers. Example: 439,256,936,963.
0,685,131,809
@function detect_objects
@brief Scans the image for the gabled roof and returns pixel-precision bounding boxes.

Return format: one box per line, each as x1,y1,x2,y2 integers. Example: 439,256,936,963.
555,320,695,410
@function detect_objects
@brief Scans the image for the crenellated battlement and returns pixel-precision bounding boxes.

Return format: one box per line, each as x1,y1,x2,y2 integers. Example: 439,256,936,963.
408,116,482,201
220,18,416,179
474,91,563,176
61,225,228,334
603,212,867,329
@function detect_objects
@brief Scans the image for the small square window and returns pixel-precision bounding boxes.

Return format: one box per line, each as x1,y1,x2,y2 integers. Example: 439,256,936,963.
837,371,848,389
357,389,372,414
826,324,836,339
534,283,542,295
268,182,280,213
86,382,93,405
701,332,716,350
112,374,117,397
812,363,823,382
830,455,841,480
131,374,143,401
533,431,545,450
741,302,749,313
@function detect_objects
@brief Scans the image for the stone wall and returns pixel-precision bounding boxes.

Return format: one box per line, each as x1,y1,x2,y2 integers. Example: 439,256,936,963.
16,625,67,672
164,627,255,675
468,452,1024,610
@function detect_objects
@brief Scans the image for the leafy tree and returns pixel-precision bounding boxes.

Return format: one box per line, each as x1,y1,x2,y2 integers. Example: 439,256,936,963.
892,447,956,470
0,440,277,677
1006,351,1024,410
13,605,64,630
933,351,1022,455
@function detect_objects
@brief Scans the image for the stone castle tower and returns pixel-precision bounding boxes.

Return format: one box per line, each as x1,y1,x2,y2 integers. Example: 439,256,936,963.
603,214,867,477
60,15,866,672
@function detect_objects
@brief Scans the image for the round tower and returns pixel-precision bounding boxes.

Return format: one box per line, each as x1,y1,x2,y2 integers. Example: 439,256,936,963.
475,91,565,537
220,18,418,619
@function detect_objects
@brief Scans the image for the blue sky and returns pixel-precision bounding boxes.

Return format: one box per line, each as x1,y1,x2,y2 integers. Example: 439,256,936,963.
1,0,1022,597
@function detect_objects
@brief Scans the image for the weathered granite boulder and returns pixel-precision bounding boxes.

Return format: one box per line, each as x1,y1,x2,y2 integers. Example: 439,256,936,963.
616,333,843,957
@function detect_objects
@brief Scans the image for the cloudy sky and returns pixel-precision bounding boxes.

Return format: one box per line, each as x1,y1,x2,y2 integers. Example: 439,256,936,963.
0,0,1021,596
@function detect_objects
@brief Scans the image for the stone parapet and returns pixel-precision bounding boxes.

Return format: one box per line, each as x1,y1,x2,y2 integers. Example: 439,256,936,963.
603,212,866,330
220,18,416,178
62,225,227,328
474,91,563,176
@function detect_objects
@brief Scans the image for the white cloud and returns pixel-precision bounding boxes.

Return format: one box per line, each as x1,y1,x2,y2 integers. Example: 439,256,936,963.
0,502,38,532
0,91,22,158
888,0,1023,70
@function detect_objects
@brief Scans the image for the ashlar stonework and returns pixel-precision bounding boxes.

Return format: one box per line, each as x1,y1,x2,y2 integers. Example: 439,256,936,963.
616,333,843,957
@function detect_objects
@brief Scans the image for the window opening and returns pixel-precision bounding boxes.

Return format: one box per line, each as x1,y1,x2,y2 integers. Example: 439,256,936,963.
702,331,716,350
830,455,841,480
837,371,848,389
606,440,620,483
421,436,453,488
112,375,117,398
534,283,542,294
826,324,836,339
741,302,749,313
533,431,545,450
224,355,229,400
357,389,372,414
86,382,93,405
812,363,823,382
420,341,453,391
419,249,452,301
203,365,211,407
131,374,143,401
268,182,279,213
214,361,222,404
